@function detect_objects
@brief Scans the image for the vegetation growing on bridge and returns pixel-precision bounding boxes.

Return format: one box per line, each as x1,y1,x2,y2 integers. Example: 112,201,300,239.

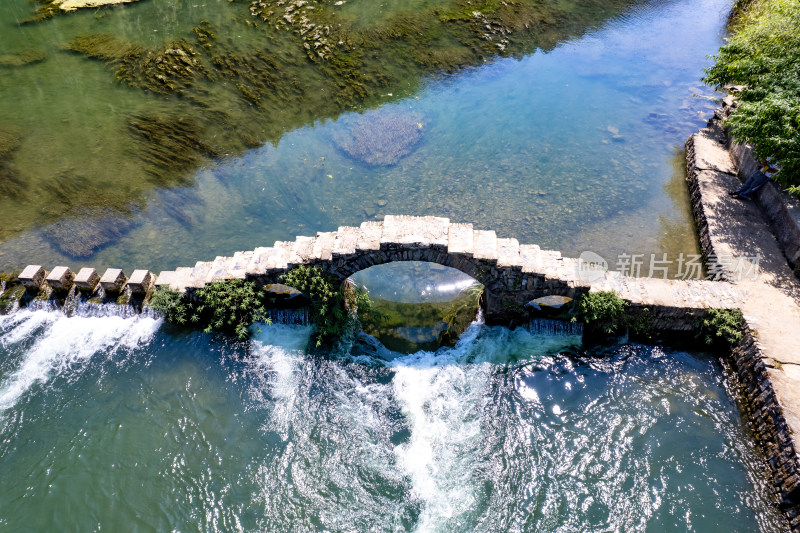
704,0,800,192
696,308,745,348
149,280,271,340
281,265,373,348
571,291,629,335
570,291,657,341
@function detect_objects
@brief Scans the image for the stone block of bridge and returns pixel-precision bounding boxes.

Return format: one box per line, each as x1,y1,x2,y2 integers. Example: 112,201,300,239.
246,247,272,277
381,215,449,248
154,271,177,289
19,265,46,289
126,270,153,295
275,241,300,267
358,221,383,251
263,245,290,273
447,223,474,255
519,244,542,273
312,232,336,262
292,237,315,263
74,268,100,291
100,269,127,293
473,230,497,261
496,238,521,268
206,256,232,283
187,262,213,288
46,266,74,290
333,226,360,256
228,251,252,279
172,267,194,292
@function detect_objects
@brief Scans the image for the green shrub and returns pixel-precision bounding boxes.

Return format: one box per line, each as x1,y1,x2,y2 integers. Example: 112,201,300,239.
281,265,371,347
148,286,190,324
704,0,800,192
571,291,629,334
697,308,745,347
193,279,270,339
148,280,270,340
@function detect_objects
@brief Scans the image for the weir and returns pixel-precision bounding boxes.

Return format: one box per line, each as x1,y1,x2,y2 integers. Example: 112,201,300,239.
5,210,800,528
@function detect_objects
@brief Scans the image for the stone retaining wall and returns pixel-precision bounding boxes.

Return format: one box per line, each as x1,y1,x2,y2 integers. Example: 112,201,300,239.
733,328,800,529
686,99,800,530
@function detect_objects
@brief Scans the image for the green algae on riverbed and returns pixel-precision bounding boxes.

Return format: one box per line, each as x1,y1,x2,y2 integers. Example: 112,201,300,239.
0,0,639,246
0,126,25,199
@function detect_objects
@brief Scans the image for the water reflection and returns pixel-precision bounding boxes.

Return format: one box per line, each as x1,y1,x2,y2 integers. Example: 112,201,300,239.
352,262,482,353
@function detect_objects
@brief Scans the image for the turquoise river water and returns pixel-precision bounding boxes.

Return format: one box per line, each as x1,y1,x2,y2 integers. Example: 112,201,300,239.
0,0,792,529
1,0,726,272
0,310,788,531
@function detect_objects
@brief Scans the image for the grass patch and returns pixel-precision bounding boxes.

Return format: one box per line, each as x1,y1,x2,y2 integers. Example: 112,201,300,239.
571,291,629,335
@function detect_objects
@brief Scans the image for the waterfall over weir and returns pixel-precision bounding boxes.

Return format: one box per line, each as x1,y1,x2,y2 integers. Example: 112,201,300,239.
24,296,161,319
526,318,583,337
0,289,788,532
264,308,310,325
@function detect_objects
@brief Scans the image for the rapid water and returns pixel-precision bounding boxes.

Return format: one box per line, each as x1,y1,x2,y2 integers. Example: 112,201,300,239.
0,310,787,531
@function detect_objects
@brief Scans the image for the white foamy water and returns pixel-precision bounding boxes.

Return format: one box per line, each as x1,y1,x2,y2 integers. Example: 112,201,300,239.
390,318,582,532
0,310,162,412
249,324,314,437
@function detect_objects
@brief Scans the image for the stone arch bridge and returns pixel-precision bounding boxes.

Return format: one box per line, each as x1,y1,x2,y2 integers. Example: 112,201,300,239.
148,215,740,325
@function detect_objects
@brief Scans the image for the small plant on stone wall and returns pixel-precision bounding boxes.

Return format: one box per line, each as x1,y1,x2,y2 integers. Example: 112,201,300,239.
281,265,372,347
441,283,483,342
628,307,656,341
696,308,745,348
571,291,629,335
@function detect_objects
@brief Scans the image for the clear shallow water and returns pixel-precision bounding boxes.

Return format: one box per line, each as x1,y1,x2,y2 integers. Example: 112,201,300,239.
1,0,782,528
0,0,725,272
0,310,787,531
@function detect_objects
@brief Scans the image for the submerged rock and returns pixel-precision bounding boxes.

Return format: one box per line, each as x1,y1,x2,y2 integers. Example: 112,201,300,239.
350,331,398,361
332,111,424,166
24,0,142,23
58,0,142,11
41,207,137,258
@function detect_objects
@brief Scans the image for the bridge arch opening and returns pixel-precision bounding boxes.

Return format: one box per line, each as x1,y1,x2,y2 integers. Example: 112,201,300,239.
348,262,483,353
